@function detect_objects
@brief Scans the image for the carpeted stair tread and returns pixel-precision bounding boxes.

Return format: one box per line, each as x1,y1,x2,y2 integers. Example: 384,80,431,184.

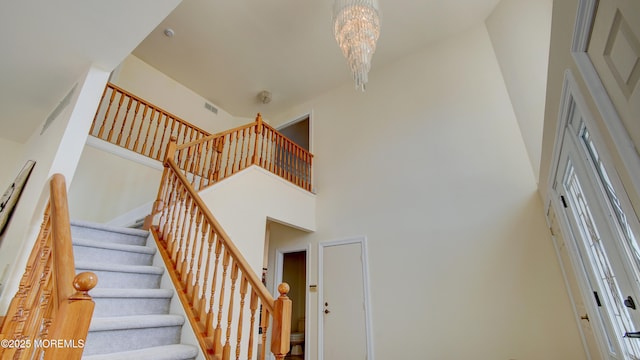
89,315,185,332
82,344,198,360
90,288,173,299
73,238,156,254
76,261,164,275
71,219,149,237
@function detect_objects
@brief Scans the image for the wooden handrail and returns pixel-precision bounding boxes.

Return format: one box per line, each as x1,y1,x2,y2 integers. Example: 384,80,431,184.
90,83,211,162
166,158,276,312
151,141,291,359
91,83,314,192
0,174,97,360
170,113,313,192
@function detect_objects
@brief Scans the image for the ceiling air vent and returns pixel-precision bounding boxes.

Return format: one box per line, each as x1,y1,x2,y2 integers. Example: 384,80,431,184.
204,102,218,115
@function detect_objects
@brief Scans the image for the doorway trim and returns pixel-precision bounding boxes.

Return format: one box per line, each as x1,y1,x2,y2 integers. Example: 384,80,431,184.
274,244,311,359
318,236,374,360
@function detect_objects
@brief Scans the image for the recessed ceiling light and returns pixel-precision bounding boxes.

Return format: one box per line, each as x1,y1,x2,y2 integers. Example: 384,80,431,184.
163,28,175,38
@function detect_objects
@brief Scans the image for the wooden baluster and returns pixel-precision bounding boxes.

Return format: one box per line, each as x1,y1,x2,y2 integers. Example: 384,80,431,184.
180,201,197,285
149,112,163,160
253,114,263,165
133,105,149,152
247,290,259,360
206,233,223,335
160,172,177,240
106,93,125,142
287,140,293,181
223,262,239,360
125,101,141,150
167,118,177,155
96,87,117,138
214,249,231,357
175,122,184,146
271,283,292,360
206,139,216,187
90,85,109,135
173,193,191,267
230,131,240,175
277,136,284,177
141,108,156,156
296,147,302,186
239,127,248,170
236,275,249,360
198,141,209,189
166,182,183,258
156,115,171,161
308,155,313,191
196,224,213,328
260,307,270,360
192,142,204,189
116,96,133,145
185,126,193,143
187,209,203,303
264,129,273,171
287,141,293,182
185,145,197,187
214,138,225,181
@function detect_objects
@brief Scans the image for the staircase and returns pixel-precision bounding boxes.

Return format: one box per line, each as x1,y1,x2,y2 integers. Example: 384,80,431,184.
70,219,199,360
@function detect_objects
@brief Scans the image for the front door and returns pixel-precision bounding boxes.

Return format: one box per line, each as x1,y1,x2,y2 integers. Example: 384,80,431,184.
320,240,369,360
549,205,602,359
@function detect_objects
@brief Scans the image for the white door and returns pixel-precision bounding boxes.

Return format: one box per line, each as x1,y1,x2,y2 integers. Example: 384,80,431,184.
553,122,640,359
550,206,602,359
320,240,369,360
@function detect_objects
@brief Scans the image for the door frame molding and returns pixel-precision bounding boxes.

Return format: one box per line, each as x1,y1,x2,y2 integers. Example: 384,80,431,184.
318,236,374,360
273,244,311,360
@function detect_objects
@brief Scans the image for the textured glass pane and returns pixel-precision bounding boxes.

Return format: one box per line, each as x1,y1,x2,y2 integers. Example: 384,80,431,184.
564,163,640,358
582,128,640,280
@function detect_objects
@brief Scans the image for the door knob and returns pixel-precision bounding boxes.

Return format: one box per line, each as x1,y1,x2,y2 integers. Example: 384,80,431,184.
324,309,330,314
580,314,589,321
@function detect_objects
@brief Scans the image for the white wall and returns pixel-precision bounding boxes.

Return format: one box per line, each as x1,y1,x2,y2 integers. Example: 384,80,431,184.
267,24,584,359
111,55,245,134
68,143,162,223
0,138,26,191
0,67,110,312
485,0,553,180
200,166,316,274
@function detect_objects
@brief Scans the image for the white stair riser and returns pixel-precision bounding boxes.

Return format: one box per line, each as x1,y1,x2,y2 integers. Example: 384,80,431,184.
92,297,171,317
71,227,147,246
74,246,154,266
84,325,182,355
78,269,162,289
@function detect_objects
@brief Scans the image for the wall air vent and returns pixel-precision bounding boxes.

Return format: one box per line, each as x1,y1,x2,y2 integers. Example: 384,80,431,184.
204,102,218,115
41,83,77,135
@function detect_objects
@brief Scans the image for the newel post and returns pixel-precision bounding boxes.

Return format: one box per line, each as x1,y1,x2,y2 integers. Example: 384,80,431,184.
44,272,97,360
144,136,178,230
252,113,263,165
271,283,292,360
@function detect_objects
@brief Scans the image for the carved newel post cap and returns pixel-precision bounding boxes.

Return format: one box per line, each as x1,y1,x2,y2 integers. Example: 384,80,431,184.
169,135,178,142
278,283,290,297
73,272,98,293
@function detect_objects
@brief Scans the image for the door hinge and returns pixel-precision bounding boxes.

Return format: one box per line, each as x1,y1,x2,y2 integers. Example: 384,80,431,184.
561,195,568,208
594,291,602,307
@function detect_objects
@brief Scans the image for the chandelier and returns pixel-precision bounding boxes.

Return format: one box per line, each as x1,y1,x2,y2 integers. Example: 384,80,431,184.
332,0,381,91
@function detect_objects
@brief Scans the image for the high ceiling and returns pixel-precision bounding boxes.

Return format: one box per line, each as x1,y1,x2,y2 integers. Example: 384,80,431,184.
133,0,502,118
2,0,501,142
